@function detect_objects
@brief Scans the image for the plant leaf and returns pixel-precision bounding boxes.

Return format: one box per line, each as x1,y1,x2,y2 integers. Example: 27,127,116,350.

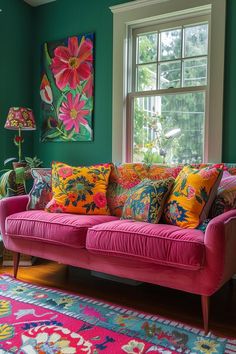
4,157,17,165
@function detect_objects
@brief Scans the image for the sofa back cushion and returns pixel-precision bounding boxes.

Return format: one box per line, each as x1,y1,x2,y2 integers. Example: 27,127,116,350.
46,162,112,215
164,165,222,228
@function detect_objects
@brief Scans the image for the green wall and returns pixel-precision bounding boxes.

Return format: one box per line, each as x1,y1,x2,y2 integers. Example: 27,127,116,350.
33,0,129,167
223,0,236,162
0,0,34,168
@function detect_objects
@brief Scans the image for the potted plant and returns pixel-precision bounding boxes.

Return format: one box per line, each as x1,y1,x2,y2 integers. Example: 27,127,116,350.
0,156,43,199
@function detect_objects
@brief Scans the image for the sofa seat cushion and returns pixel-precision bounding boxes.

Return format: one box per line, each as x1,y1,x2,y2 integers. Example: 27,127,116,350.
86,220,205,270
6,211,118,249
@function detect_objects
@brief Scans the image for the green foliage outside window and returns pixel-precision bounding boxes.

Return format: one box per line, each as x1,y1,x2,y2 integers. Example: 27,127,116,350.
133,23,208,164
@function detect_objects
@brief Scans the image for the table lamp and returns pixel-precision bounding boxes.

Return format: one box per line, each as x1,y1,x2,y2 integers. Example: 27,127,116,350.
4,107,36,163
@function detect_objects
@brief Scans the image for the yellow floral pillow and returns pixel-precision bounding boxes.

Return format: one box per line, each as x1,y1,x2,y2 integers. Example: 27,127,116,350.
46,162,112,215
164,165,222,228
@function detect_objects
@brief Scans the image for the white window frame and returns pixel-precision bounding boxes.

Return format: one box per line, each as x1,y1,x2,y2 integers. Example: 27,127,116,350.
129,15,209,163
110,0,226,163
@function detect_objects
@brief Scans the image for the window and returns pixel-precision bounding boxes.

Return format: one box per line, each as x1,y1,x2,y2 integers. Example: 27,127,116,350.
110,0,226,164
130,18,209,164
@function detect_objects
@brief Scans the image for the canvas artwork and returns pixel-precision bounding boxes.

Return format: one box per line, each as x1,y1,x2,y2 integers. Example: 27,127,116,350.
40,33,94,142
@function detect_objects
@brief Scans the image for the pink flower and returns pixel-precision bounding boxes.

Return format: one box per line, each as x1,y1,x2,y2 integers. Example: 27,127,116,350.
59,92,89,133
51,36,93,90
199,169,214,179
93,192,107,208
58,166,73,178
46,200,66,213
40,74,53,104
83,75,93,97
187,186,196,199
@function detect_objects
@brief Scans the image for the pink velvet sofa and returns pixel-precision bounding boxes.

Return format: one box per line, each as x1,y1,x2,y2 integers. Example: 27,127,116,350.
1,163,236,334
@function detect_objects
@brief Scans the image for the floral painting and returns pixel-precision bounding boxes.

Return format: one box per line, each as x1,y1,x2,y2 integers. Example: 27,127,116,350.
40,33,94,142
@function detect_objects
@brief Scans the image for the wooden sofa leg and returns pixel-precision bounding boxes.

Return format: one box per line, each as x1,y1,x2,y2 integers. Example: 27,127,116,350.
201,295,210,334
13,252,20,278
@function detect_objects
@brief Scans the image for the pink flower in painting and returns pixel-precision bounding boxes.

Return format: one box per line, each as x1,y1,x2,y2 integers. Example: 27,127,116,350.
93,192,107,208
40,74,53,104
186,186,196,199
51,36,93,90
58,166,73,178
83,74,93,97
59,92,89,133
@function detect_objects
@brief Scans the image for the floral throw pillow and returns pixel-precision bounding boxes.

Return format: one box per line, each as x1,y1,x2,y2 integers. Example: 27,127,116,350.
107,163,149,217
164,165,223,228
27,168,52,210
210,171,236,218
45,162,112,215
122,178,174,223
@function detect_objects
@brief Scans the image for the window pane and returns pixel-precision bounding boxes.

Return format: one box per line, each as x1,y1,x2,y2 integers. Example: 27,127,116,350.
183,57,207,87
137,64,157,91
133,92,205,164
184,24,208,57
138,33,157,64
159,61,181,89
160,29,181,61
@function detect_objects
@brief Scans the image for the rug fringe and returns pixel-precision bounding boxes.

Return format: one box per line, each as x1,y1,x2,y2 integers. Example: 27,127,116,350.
225,339,236,353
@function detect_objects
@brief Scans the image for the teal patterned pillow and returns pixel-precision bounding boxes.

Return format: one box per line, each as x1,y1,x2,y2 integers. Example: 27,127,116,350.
27,168,52,210
122,178,174,223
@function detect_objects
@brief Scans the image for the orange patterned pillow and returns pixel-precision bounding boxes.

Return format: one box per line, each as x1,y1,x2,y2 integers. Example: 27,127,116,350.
46,162,112,215
164,165,222,228
148,164,183,180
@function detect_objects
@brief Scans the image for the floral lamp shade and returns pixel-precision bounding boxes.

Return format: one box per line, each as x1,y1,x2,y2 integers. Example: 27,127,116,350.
4,107,36,131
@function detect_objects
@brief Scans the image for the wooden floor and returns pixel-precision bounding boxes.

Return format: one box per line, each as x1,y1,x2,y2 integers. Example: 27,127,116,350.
0,259,235,338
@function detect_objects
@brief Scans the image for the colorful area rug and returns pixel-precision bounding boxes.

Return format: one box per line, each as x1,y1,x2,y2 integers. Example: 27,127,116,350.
0,275,235,354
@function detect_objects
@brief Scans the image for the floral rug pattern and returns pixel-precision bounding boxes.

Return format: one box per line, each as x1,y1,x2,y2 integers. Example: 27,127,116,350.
0,275,235,353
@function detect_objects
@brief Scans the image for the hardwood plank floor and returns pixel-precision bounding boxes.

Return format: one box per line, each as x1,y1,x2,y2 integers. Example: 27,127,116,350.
0,258,235,337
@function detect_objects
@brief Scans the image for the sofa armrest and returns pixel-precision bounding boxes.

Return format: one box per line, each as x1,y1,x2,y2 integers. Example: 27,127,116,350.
204,209,236,287
0,195,29,236
205,209,236,245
